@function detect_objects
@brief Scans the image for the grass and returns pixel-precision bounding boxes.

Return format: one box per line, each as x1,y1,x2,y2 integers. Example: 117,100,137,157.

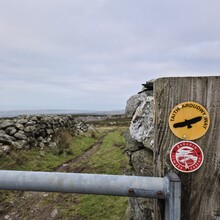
75,195,128,220
63,127,130,220
0,131,97,171
87,129,128,174
0,126,130,220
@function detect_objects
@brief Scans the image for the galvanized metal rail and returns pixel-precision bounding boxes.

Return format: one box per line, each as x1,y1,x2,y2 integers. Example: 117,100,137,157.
0,170,181,220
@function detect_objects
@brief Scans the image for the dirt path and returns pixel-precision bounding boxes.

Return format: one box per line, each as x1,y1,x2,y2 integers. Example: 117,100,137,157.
0,135,106,220
54,140,103,173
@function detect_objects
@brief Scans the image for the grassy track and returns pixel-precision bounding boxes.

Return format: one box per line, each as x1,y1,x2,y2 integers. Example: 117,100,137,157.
0,126,129,220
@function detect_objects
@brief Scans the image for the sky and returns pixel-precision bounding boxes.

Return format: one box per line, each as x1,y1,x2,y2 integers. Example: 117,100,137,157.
1,0,220,111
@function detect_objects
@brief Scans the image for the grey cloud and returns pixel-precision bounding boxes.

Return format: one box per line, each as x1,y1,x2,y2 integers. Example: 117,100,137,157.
0,0,220,111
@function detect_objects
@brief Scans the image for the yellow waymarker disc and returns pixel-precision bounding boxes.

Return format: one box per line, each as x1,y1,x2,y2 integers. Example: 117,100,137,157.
169,101,210,140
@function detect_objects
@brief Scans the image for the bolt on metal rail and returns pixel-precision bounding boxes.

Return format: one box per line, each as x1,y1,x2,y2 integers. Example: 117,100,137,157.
0,170,181,220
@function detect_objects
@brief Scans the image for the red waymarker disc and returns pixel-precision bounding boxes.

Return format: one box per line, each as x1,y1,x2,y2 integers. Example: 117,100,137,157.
170,141,204,173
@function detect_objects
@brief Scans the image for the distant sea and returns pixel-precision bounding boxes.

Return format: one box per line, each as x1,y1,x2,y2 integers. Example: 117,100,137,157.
0,109,125,118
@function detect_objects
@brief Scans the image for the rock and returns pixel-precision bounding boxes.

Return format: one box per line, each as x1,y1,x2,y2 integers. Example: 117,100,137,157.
39,142,45,148
37,136,44,142
31,116,37,121
15,123,24,130
130,96,154,150
1,145,11,154
128,197,153,220
13,140,27,149
5,127,17,135
17,118,28,124
49,142,57,148
4,215,10,220
124,131,144,152
0,120,14,129
14,132,27,140
0,115,88,152
46,128,54,135
26,121,36,126
10,128,17,136
0,133,15,145
24,126,36,133
0,145,12,156
50,208,58,218
125,94,142,117
124,86,154,220
0,130,6,135
130,149,153,176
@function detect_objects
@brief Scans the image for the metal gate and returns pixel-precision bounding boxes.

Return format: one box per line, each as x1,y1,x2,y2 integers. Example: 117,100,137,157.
0,171,181,220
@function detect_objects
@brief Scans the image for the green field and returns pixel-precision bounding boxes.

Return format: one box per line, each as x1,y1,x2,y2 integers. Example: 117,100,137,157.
0,125,130,220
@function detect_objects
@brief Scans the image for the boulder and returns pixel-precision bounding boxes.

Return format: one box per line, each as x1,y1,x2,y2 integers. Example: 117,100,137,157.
124,131,144,152
0,120,14,129
15,123,24,130
0,133,15,145
0,130,6,135
0,145,11,154
14,132,27,140
129,96,154,150
125,94,141,117
50,209,58,218
13,140,27,149
127,197,153,220
49,142,57,148
17,118,28,124
26,121,36,126
124,85,154,220
39,142,45,148
24,126,36,133
5,127,17,136
46,128,54,135
130,149,153,176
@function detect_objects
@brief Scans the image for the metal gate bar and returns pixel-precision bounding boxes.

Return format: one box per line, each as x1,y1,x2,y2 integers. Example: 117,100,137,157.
164,172,181,220
0,170,181,219
0,170,164,198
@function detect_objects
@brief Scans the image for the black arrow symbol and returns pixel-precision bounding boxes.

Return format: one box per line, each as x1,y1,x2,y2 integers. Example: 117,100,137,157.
173,116,202,129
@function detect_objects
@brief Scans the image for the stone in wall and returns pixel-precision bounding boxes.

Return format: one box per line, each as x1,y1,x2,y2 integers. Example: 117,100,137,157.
125,94,142,117
124,81,154,220
0,115,89,156
130,96,154,150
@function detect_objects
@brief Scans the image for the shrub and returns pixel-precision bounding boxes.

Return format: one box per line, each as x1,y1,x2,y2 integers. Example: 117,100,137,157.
53,130,73,155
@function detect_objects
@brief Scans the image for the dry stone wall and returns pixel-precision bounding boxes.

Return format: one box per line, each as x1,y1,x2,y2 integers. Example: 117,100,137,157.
125,85,154,220
0,115,89,156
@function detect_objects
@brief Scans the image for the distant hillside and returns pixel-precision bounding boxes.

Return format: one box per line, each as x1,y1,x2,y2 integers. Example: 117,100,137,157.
0,109,125,118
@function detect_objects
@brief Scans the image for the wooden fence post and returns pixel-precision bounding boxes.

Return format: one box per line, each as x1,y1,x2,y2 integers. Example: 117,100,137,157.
154,76,220,220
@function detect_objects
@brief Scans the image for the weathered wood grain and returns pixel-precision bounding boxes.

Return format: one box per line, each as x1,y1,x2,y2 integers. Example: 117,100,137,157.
154,77,220,220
